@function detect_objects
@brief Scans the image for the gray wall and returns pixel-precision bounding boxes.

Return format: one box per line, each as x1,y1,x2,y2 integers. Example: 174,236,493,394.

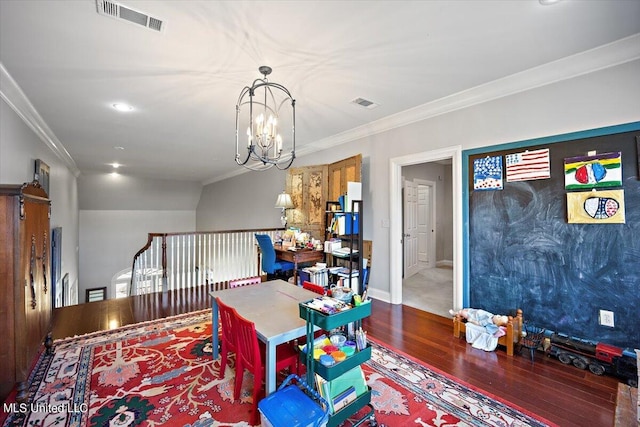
78,172,202,210
197,168,287,231
3,55,639,345
76,173,201,300
79,210,196,300
0,99,80,303
196,59,640,307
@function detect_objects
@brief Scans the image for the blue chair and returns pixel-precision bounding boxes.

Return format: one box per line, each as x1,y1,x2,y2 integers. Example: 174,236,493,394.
255,234,294,280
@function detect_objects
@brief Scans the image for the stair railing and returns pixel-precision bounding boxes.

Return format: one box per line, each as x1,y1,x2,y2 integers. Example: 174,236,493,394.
130,228,282,296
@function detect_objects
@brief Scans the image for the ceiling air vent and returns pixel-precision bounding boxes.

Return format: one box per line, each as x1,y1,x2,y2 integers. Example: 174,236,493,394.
96,0,165,33
351,97,379,110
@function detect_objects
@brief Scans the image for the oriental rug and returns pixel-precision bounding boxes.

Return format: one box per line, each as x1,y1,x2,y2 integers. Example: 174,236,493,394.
1,309,556,427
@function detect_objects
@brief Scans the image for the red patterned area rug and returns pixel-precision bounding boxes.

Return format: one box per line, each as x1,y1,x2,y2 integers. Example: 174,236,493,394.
1,310,556,427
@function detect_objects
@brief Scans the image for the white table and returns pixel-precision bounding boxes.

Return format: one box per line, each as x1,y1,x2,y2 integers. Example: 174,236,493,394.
210,280,319,395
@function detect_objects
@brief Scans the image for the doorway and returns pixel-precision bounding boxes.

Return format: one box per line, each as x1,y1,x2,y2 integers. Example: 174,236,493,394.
389,146,463,312
402,175,450,316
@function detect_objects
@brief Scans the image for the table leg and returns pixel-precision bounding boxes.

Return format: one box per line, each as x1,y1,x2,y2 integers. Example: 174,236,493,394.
265,339,276,395
212,297,219,359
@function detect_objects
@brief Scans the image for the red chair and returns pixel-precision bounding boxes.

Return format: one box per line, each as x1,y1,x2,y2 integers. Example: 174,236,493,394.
234,311,299,425
216,297,239,380
302,280,326,295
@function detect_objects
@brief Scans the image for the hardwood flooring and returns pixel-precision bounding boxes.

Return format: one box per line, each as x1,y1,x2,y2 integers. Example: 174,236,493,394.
51,287,618,427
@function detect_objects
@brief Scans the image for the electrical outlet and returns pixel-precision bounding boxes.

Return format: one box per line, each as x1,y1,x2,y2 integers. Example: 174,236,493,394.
599,310,615,327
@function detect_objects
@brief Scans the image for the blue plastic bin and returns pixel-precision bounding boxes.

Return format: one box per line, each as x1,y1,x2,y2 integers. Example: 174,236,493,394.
258,375,328,427
336,213,359,235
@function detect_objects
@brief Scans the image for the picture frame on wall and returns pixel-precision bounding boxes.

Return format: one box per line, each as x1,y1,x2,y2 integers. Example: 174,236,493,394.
34,159,50,195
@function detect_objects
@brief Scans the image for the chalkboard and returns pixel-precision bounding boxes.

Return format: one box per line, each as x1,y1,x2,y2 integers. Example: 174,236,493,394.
468,129,639,350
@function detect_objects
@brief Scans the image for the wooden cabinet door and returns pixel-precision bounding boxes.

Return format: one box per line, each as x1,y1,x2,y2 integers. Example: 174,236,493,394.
17,188,51,382
0,194,18,400
0,182,51,400
286,165,328,240
328,154,361,202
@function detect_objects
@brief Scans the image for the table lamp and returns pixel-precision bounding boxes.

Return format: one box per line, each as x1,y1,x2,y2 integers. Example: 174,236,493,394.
275,191,294,227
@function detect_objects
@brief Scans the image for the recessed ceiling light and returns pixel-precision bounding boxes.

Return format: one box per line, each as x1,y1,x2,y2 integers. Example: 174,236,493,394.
539,0,563,5
112,103,134,112
111,163,121,169
114,146,125,150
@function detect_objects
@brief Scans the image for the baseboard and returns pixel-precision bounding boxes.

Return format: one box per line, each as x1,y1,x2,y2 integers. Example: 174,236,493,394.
436,260,453,268
367,287,391,303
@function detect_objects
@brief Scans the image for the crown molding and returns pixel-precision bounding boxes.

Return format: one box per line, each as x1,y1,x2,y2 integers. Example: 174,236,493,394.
207,34,640,183
202,165,251,185
306,33,640,152
3,33,638,185
0,62,80,177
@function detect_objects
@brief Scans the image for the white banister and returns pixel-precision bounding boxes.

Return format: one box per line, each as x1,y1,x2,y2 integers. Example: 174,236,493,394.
131,229,281,296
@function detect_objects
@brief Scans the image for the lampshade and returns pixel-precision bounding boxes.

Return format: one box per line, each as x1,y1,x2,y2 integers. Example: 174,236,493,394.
274,192,294,209
235,66,296,171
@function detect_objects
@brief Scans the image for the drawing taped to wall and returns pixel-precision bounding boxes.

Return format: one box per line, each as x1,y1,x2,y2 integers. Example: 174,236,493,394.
564,152,622,190
473,155,503,190
505,148,550,182
567,190,625,224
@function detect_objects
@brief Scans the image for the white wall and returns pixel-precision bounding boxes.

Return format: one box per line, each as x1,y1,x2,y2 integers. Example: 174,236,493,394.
196,59,640,300
79,210,196,301
1,98,80,303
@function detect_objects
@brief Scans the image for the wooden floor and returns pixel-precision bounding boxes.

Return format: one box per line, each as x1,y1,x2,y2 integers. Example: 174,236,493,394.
52,287,618,427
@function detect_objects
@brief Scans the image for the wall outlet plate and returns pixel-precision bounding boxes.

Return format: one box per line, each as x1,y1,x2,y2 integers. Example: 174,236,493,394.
599,310,615,327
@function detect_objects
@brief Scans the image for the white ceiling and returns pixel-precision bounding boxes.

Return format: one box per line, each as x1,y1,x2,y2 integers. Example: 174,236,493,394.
1,0,639,183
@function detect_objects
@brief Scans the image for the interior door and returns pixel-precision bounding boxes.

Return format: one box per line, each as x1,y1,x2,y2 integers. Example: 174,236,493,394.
403,180,419,278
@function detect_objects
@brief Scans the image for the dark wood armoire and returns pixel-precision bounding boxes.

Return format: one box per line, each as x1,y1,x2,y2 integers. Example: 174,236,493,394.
0,181,52,401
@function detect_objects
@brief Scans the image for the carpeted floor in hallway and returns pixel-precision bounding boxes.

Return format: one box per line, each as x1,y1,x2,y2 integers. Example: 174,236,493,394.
402,266,453,318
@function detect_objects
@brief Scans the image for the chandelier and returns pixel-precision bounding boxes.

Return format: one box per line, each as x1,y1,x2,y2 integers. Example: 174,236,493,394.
235,66,296,170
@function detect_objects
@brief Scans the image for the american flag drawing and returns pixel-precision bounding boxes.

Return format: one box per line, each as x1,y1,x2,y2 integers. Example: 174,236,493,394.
473,155,503,190
505,148,550,182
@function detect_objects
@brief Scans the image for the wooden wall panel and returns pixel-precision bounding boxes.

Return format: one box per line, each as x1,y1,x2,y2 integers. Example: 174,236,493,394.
287,154,362,240
286,165,328,240
328,154,361,202
289,170,304,225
